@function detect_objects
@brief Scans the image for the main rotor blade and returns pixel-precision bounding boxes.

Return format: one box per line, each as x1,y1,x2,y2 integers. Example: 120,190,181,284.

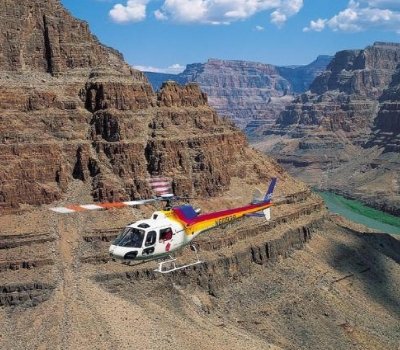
50,199,156,214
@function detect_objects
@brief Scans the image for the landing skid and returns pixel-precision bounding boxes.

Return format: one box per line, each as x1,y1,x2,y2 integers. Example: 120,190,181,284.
154,244,203,274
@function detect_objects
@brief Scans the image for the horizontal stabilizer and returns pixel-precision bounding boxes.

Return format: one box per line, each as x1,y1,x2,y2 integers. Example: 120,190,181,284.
246,213,265,218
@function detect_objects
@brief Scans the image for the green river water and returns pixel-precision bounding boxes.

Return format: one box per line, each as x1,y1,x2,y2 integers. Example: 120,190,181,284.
317,192,400,235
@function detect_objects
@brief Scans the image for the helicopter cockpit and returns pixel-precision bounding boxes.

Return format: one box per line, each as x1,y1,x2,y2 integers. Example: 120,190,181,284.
113,227,145,248
110,212,177,261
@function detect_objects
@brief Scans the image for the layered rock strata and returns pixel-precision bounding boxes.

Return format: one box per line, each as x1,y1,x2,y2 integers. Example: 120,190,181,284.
177,59,293,130
0,0,304,211
369,64,400,152
144,57,332,132
260,42,400,215
3,177,400,350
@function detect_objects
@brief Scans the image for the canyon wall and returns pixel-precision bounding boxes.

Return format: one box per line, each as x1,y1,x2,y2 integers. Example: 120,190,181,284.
0,0,302,211
259,42,400,215
144,57,332,132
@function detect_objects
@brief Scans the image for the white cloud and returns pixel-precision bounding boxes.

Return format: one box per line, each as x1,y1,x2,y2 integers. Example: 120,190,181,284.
303,18,327,32
110,0,150,23
152,0,303,26
271,11,287,26
255,25,265,31
160,0,208,22
168,63,186,72
271,0,303,27
304,0,400,33
154,9,168,20
109,0,304,25
366,0,400,10
133,64,186,74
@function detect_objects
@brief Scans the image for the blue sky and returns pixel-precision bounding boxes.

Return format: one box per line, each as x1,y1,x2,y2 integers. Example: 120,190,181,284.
61,0,400,72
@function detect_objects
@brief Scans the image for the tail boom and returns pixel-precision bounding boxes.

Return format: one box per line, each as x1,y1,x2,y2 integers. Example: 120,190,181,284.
174,178,278,235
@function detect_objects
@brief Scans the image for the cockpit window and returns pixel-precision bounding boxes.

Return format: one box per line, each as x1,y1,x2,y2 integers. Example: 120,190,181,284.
113,227,144,248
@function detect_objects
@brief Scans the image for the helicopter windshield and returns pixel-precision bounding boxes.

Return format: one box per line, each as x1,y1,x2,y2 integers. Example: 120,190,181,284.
113,227,145,248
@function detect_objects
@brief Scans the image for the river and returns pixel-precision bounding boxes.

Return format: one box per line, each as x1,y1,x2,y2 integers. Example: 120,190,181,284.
317,192,400,235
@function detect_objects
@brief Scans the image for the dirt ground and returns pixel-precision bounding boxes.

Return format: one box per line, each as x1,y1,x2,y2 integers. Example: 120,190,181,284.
0,185,399,350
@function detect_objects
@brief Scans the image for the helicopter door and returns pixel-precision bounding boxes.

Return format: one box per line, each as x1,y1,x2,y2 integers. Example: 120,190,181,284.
142,231,157,256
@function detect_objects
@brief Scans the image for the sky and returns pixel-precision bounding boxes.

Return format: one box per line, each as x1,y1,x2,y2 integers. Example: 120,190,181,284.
61,0,400,73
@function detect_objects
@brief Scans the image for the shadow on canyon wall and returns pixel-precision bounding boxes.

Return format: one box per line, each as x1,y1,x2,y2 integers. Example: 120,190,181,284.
328,228,400,316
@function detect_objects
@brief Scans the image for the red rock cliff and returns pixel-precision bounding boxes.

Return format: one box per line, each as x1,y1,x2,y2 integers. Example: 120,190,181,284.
0,0,297,210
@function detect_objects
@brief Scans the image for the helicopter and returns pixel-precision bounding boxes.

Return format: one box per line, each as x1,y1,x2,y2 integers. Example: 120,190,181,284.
51,177,277,273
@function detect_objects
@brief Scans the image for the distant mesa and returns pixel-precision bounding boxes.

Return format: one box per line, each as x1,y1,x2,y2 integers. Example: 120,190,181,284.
143,56,333,132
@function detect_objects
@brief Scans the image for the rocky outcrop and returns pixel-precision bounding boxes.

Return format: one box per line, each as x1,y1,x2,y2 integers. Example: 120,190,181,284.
259,42,400,215
0,0,298,211
144,57,332,132
0,282,55,307
274,43,400,132
0,0,140,76
0,258,54,272
156,81,208,107
310,43,400,97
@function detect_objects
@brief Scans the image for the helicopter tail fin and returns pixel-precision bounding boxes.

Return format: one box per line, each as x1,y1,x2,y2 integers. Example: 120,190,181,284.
264,177,277,202
247,178,276,221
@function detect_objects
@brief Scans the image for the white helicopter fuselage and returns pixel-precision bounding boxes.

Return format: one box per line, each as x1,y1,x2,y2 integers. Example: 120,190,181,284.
109,211,192,261
109,196,274,263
